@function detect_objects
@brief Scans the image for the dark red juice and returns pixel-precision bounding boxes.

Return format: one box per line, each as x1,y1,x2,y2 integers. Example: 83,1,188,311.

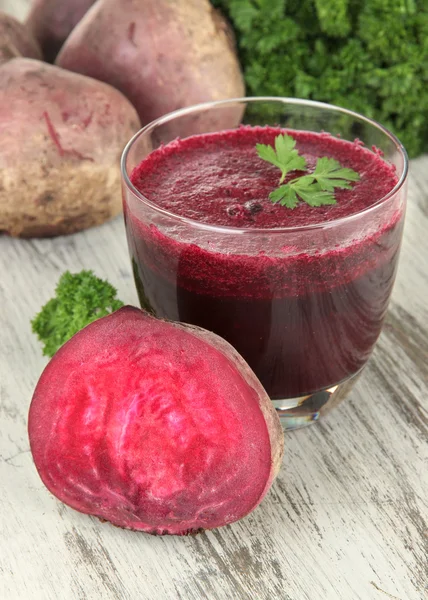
126,126,403,399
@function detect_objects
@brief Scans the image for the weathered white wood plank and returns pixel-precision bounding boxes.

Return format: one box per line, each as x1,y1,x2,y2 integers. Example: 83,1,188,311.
0,1,427,598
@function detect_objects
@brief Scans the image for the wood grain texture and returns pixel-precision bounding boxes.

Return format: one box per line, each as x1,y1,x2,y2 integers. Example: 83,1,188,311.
0,2,427,599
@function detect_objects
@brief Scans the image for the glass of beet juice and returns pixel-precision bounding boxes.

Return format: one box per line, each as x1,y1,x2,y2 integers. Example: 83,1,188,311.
121,98,408,430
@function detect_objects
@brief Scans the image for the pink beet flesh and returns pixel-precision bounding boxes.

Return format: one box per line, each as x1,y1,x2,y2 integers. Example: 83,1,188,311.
29,307,283,534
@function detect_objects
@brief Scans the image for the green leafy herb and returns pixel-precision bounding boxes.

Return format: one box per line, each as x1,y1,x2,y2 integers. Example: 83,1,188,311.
312,157,360,191
256,134,306,183
256,135,360,208
32,270,124,357
211,0,427,158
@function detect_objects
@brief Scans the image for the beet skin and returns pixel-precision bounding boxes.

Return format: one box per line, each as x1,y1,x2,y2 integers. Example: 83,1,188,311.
28,307,283,535
0,11,42,65
26,0,96,62
56,0,245,136
0,58,140,238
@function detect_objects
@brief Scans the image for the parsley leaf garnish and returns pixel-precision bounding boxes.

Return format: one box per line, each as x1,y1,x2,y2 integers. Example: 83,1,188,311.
256,134,307,184
256,134,360,208
313,157,360,191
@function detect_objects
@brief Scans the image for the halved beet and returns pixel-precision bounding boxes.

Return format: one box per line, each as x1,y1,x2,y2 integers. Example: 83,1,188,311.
28,306,283,535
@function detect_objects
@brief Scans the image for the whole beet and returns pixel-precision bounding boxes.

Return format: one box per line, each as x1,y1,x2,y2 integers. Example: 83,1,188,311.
26,0,96,62
56,0,245,136
0,11,42,65
0,58,140,237
28,306,284,534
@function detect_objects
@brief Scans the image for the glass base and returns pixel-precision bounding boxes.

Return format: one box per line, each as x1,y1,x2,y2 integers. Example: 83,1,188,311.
272,371,361,430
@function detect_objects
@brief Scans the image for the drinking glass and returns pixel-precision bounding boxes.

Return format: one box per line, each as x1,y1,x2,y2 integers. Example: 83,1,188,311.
121,98,408,430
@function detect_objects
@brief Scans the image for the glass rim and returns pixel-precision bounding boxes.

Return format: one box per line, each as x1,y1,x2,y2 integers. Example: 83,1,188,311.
121,96,409,235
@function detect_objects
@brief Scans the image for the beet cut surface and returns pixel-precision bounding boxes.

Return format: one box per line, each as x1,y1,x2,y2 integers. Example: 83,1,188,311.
28,307,283,535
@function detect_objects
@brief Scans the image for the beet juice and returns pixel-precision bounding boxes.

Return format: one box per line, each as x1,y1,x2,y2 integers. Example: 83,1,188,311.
123,122,406,414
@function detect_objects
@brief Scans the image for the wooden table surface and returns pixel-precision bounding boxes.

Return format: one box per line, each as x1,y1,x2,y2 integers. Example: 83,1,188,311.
1,2,427,599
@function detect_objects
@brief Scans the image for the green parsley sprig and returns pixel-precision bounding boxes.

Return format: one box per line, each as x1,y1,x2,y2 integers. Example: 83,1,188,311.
256,134,307,184
32,271,124,357
256,134,360,209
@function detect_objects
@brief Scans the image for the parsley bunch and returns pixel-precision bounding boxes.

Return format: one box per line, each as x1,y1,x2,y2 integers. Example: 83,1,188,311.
32,271,124,357
212,0,428,157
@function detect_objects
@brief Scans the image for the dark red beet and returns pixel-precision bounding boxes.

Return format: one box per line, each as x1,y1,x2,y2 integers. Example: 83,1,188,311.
28,307,283,534
0,12,42,65
55,0,245,136
26,0,96,62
